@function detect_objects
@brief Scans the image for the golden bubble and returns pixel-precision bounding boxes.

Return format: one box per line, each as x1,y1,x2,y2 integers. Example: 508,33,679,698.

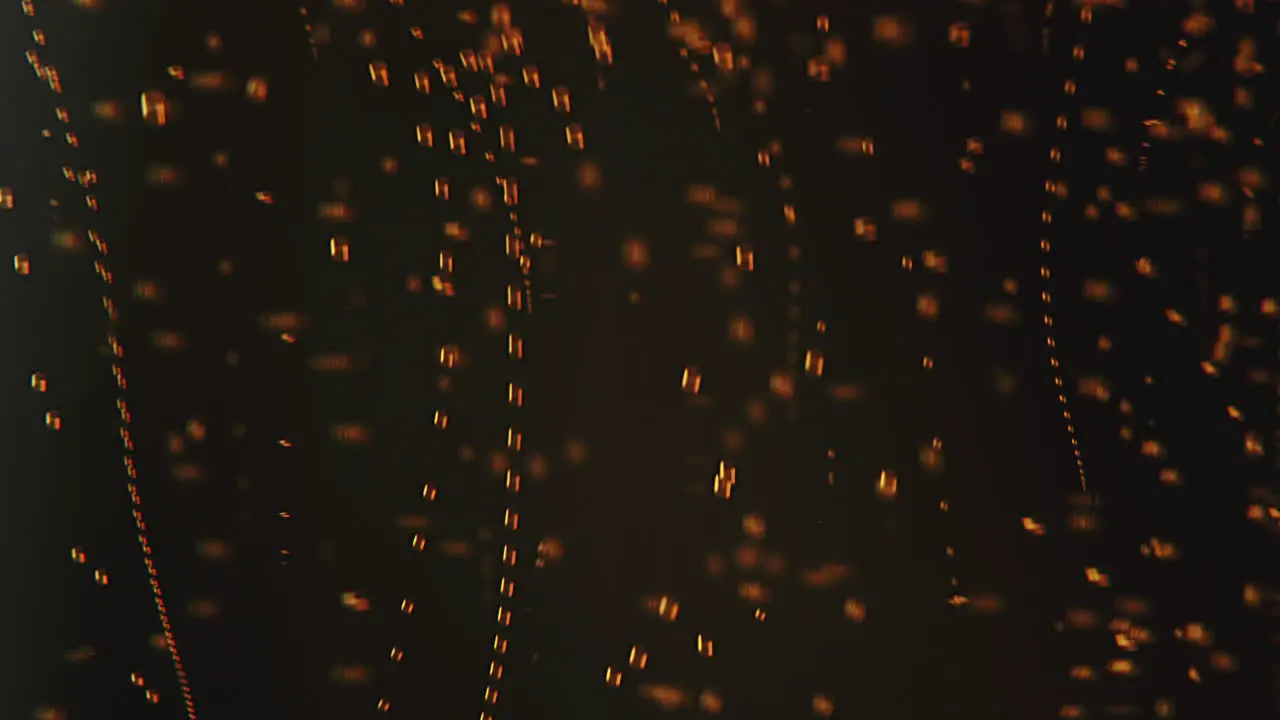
622,237,650,271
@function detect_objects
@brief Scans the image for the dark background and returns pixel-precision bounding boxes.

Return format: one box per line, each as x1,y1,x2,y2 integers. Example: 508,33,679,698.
3,0,1276,718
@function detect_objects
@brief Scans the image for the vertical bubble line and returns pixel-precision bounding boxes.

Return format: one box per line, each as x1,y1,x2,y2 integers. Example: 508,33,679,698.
21,8,198,719
1040,0,1089,495
1043,4,1144,716
655,0,722,131
1041,5,1085,710
476,5,538,717
298,4,321,61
